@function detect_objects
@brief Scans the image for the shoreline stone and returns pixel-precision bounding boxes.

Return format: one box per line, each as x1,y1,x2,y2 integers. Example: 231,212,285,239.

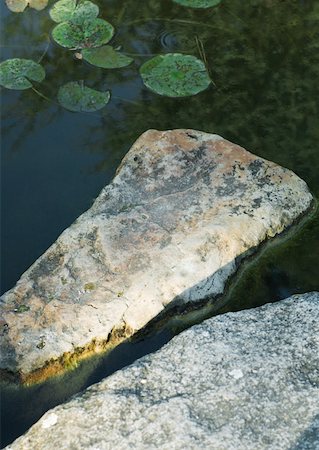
0,129,313,384
6,292,319,450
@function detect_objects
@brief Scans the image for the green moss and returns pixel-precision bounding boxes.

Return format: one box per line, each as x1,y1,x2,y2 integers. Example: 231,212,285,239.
62,352,79,370
84,282,95,291
14,304,30,313
36,339,46,349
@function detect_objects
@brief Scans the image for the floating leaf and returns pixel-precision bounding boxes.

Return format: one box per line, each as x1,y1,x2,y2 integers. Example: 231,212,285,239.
81,45,133,69
52,18,114,49
0,58,45,90
173,0,222,8
29,0,48,9
6,0,28,12
50,0,99,24
5,0,48,12
139,53,211,97
58,81,110,112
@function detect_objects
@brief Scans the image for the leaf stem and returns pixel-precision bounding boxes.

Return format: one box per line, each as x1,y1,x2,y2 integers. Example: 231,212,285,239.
116,4,127,25
112,96,140,106
195,35,216,87
37,36,50,64
123,50,190,56
123,17,218,30
31,87,56,104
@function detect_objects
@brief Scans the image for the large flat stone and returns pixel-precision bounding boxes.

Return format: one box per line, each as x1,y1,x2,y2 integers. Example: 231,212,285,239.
7,292,319,450
0,129,313,383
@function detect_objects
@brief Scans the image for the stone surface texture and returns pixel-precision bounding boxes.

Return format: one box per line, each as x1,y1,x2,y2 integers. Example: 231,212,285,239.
0,129,313,382
7,292,319,450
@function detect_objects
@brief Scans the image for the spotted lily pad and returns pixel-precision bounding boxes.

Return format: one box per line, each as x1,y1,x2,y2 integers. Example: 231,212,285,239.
81,45,133,69
52,18,114,49
6,0,48,12
50,0,99,25
58,81,110,112
173,0,222,8
140,53,211,97
0,58,45,90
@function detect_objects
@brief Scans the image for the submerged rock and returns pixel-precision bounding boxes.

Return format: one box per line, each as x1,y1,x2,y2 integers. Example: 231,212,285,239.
7,292,319,450
0,129,313,383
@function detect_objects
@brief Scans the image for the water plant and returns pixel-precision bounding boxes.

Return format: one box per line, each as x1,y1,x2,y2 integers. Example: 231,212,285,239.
0,58,45,90
6,0,48,13
49,0,99,24
173,0,222,8
80,46,134,69
51,18,115,49
57,81,110,112
140,53,211,97
0,0,221,110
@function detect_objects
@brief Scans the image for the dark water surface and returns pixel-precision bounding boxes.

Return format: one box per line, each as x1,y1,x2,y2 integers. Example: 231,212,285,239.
1,0,319,447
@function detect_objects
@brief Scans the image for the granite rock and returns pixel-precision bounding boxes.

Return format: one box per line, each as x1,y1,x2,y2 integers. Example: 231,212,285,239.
0,129,313,383
7,292,319,450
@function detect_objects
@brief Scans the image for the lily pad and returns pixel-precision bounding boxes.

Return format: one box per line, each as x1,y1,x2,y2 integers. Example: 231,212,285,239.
50,0,99,25
81,45,133,69
139,53,211,97
57,81,110,112
29,0,48,9
52,18,114,49
6,0,48,12
0,58,45,90
173,0,222,8
6,0,28,12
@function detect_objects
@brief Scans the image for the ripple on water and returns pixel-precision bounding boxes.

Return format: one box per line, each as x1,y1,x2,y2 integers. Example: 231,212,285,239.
157,27,198,52
119,21,199,55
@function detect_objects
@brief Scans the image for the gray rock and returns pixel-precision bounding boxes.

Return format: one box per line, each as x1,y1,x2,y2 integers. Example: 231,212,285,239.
0,129,313,383
7,292,319,450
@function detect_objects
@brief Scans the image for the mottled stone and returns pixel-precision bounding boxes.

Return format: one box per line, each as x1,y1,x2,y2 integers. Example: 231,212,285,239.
0,129,313,383
7,293,319,450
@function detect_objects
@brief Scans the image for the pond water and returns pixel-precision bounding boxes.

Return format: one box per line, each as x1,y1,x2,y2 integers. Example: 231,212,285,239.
1,0,319,447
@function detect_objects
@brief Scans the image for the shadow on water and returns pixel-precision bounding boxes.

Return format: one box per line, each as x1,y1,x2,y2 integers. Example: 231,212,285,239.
0,328,173,448
1,0,319,446
289,414,319,450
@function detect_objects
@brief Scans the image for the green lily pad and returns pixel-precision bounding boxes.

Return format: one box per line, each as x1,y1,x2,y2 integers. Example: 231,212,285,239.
50,0,99,25
58,81,110,112
139,53,211,97
0,58,45,90
81,45,133,69
173,0,222,8
52,18,114,49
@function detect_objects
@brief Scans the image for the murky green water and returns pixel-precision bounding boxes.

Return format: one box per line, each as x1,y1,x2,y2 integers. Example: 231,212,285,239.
1,0,319,446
